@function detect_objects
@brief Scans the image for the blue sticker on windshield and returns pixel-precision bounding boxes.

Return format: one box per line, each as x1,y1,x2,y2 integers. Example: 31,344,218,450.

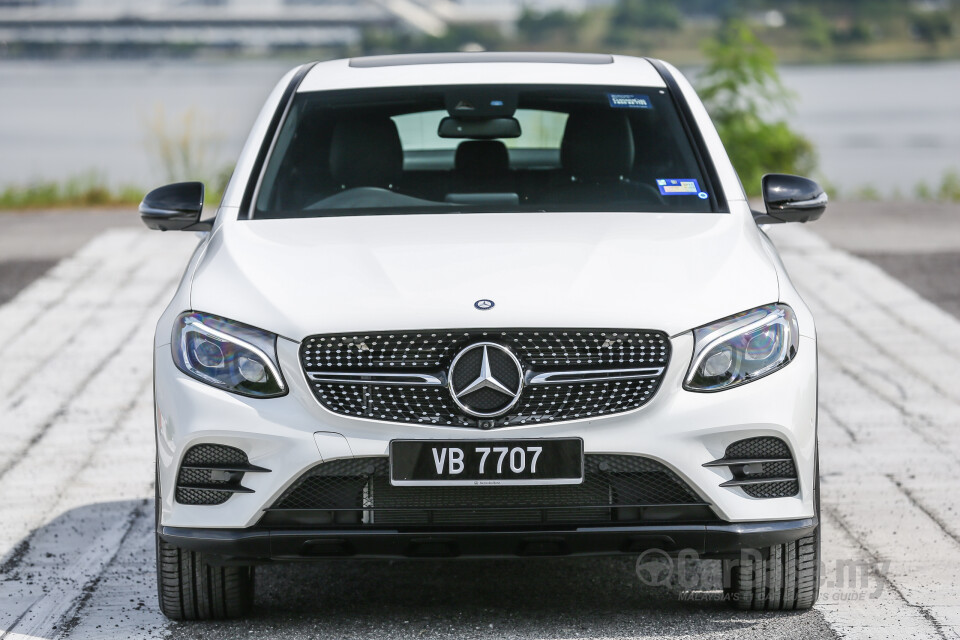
608,94,653,109
656,178,703,196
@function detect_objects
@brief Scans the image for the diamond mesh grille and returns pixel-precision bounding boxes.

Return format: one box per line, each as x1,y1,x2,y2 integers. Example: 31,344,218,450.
301,329,670,426
750,460,796,479
267,455,704,527
722,437,798,499
725,437,791,460
182,444,247,466
302,329,668,370
315,384,473,426
743,480,800,499
505,379,659,426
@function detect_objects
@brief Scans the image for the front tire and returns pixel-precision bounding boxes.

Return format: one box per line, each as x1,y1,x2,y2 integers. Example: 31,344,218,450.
155,453,255,620
723,526,820,610
156,535,255,620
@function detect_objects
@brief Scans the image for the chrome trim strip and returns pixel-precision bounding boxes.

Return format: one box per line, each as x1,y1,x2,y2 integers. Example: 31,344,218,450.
306,371,444,386
719,477,797,487
527,367,664,385
702,457,792,468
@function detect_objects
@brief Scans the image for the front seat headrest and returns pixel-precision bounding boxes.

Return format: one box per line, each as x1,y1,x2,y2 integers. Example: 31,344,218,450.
455,140,510,177
560,112,635,180
329,117,403,189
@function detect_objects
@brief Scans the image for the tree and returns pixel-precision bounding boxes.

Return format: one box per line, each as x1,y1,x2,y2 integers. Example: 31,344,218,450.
611,0,682,30
912,11,952,48
697,20,815,195
518,9,581,44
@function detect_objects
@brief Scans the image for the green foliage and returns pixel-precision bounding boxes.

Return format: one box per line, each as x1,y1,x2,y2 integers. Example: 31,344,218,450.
937,169,960,202
518,9,581,44
698,20,815,195
614,0,682,29
831,19,877,45
785,6,832,49
911,11,953,47
853,184,882,201
0,173,142,210
914,181,934,201
144,106,228,185
143,105,233,200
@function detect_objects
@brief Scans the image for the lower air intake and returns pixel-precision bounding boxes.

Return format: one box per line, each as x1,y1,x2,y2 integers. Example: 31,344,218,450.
262,455,712,528
175,444,268,505
707,436,800,499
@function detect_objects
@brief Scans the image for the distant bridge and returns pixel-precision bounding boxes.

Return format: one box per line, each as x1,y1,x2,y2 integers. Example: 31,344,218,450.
0,1,520,48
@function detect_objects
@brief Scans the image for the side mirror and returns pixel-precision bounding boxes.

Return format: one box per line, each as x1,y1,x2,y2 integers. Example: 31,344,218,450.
755,174,827,224
139,182,208,231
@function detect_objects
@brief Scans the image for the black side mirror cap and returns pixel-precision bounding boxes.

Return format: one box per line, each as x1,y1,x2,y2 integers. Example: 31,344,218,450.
139,182,210,231
754,174,827,224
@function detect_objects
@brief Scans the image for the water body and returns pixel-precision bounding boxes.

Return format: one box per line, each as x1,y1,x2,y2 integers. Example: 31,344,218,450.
1,57,958,195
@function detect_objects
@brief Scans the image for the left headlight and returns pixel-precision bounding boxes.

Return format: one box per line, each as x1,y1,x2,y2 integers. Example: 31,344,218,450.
685,303,798,392
172,311,287,398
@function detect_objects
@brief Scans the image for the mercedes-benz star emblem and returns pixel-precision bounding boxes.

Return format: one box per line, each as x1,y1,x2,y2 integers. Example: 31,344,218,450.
474,299,495,310
448,342,523,418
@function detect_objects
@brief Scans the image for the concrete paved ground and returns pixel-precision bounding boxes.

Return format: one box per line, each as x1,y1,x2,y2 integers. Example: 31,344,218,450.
0,202,959,639
811,200,960,320
0,209,141,305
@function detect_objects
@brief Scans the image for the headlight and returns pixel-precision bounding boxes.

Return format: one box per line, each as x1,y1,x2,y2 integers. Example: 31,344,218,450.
172,311,287,398
685,304,798,392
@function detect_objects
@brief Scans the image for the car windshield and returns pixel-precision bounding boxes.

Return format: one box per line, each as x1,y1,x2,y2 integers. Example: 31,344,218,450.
251,84,720,218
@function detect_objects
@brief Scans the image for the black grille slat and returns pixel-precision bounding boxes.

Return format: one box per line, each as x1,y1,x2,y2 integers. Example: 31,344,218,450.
267,455,705,527
301,329,670,426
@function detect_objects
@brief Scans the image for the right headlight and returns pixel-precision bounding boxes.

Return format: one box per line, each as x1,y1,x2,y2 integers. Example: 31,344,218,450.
172,311,287,398
684,303,798,392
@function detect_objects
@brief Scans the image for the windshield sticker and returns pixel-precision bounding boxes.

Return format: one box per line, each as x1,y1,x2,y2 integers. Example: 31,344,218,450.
607,93,653,109
656,178,703,196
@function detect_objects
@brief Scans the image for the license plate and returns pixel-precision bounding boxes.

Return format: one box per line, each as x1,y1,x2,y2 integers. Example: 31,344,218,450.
390,438,583,486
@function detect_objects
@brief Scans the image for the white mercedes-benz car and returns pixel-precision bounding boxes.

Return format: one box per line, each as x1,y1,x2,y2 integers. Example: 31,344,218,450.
142,52,827,619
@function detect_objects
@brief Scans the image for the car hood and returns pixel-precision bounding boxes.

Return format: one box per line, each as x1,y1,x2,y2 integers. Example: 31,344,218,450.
191,210,779,341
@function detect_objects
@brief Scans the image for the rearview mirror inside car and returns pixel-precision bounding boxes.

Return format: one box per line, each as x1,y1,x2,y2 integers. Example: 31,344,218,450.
756,174,828,224
139,182,208,231
438,117,521,139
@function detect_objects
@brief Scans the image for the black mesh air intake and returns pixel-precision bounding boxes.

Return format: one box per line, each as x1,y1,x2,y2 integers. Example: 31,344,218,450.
718,437,799,499
175,444,268,505
263,455,710,528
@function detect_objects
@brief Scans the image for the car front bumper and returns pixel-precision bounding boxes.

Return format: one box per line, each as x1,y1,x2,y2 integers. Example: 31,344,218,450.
160,517,818,563
155,330,818,531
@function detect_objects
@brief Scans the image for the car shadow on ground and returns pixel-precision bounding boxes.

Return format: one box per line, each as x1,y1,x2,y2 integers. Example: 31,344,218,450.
174,550,829,639
0,501,831,639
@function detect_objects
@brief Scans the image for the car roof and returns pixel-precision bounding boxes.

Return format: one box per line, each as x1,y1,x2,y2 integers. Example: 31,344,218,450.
296,53,667,93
